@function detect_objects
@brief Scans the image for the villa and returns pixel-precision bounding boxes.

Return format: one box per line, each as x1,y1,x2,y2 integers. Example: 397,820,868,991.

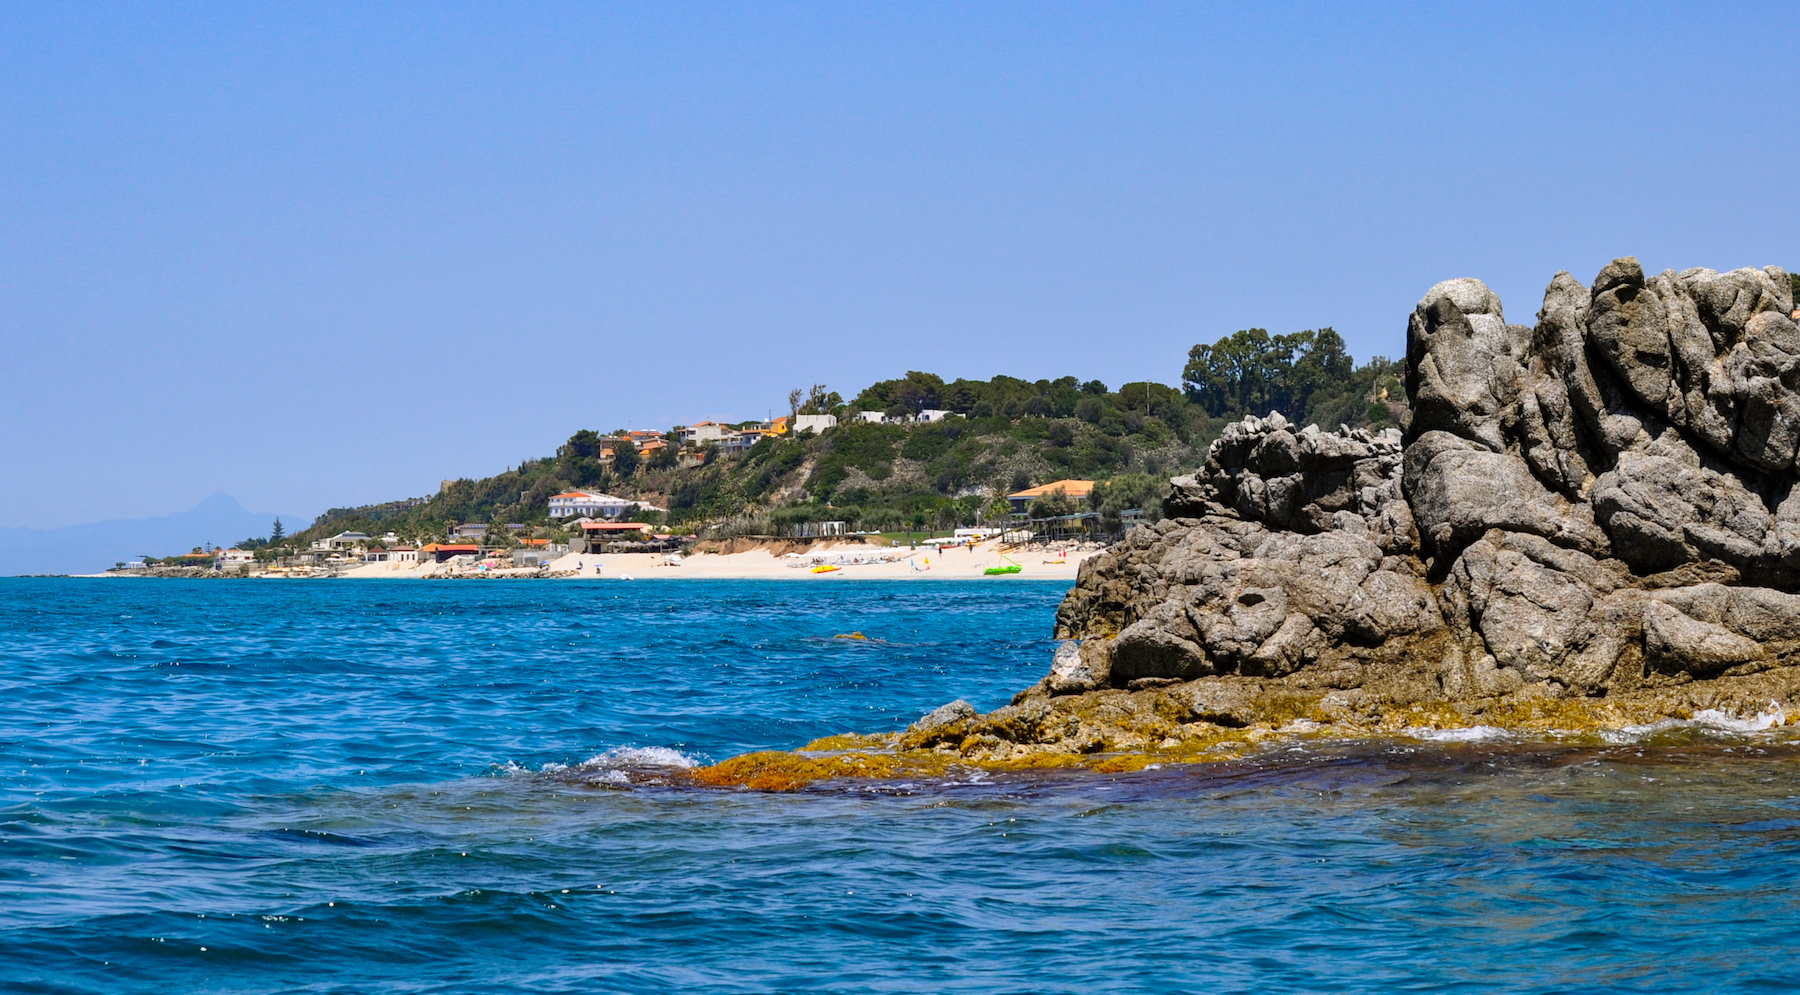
548,491,635,518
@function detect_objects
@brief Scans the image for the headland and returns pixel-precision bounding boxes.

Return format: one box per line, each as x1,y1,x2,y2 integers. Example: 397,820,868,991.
693,258,1800,788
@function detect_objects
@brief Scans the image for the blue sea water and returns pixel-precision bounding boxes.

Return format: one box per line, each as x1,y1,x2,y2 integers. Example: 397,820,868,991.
3,577,1800,994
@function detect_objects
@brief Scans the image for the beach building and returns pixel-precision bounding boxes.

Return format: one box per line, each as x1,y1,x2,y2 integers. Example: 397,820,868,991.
215,548,255,569
451,524,489,540
1006,479,1097,514
419,543,480,563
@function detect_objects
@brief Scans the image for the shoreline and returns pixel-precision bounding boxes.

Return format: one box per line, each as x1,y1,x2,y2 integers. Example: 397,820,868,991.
81,538,1103,582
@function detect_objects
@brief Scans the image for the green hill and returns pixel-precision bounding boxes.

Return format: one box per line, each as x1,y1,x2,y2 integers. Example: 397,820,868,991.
283,329,1403,549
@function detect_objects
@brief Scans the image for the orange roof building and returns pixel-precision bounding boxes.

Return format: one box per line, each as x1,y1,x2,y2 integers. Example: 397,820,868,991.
1007,479,1097,513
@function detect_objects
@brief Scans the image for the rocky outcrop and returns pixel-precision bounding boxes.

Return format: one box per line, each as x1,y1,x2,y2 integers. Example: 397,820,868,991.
968,259,1800,755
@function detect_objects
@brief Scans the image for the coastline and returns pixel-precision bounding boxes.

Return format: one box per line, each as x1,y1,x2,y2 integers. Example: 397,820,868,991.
86,538,1101,581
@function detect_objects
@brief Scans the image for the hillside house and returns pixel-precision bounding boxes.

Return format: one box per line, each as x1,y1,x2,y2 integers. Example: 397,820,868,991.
548,491,637,519
310,531,370,552
680,421,730,445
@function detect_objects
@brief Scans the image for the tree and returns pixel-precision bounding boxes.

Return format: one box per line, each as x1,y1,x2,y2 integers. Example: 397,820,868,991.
1027,487,1076,519
1092,473,1164,531
1181,327,1353,423
788,388,803,425
269,518,285,544
561,430,605,460
799,384,840,415
611,439,640,478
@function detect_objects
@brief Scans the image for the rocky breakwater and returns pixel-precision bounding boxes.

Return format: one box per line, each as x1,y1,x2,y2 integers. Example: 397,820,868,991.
696,259,1800,788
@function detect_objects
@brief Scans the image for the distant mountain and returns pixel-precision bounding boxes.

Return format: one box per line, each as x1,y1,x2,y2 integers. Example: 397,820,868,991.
0,493,294,576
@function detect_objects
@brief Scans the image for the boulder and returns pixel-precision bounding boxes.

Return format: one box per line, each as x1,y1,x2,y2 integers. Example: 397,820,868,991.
1043,257,1800,705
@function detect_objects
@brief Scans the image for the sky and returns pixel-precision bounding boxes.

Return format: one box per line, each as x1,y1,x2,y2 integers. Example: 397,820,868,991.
2,2,1796,529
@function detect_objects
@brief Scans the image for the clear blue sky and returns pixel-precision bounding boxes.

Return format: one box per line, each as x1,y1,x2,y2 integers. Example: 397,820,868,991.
2,2,1795,528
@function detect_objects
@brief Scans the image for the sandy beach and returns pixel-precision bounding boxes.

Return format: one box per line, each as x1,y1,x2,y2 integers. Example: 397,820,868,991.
331,538,1098,581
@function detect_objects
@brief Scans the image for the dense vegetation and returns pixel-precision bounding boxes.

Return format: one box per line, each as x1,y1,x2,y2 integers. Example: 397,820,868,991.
1181,327,1404,431
282,331,1406,547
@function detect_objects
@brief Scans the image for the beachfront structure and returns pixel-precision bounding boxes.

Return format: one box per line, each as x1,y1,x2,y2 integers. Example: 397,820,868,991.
215,548,255,569
451,523,489,540
572,520,659,553
578,521,655,535
1006,479,1097,514
548,491,636,519
418,543,480,563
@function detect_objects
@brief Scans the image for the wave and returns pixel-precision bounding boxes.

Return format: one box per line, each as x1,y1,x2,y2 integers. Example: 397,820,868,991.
1601,706,1792,744
497,746,701,785
1403,725,1511,743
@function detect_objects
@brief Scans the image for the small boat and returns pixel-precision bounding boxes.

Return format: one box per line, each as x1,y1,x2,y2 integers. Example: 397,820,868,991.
984,563,1022,576
812,564,840,574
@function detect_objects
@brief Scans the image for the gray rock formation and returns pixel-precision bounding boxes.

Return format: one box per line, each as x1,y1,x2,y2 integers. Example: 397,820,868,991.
1052,258,1800,703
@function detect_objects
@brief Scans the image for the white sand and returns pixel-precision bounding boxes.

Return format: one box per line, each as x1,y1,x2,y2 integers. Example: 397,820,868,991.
331,539,1097,581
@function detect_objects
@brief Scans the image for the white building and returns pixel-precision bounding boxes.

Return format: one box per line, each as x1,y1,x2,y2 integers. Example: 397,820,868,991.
216,548,255,568
309,531,369,552
548,491,641,519
917,409,952,423
679,421,730,445
794,414,837,433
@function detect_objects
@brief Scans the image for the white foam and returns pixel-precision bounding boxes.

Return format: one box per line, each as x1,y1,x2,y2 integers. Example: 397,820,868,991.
575,746,698,770
1602,705,1791,743
1404,725,1509,743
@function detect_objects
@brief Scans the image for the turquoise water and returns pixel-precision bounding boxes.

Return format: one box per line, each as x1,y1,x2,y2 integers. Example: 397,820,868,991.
3,578,1799,994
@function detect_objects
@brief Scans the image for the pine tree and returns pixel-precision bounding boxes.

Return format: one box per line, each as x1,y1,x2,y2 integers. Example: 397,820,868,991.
270,517,285,544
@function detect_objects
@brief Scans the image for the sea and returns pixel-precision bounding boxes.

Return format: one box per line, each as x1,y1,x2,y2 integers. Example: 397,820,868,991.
3,577,1798,994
